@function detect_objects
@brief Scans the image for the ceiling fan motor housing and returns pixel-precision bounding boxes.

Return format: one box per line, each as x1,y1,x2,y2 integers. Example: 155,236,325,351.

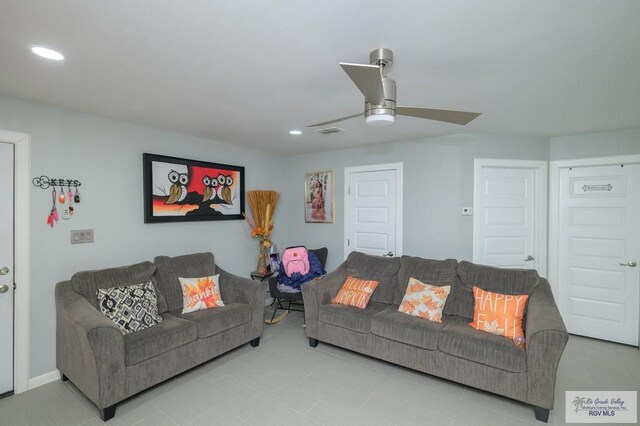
365,79,396,116
365,48,397,124
370,48,393,72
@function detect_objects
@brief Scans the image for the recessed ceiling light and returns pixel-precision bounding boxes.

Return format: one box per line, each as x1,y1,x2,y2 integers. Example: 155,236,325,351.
289,130,302,135
31,46,64,61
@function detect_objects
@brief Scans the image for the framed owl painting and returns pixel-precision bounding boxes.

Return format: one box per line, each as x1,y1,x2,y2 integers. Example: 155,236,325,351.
143,153,245,223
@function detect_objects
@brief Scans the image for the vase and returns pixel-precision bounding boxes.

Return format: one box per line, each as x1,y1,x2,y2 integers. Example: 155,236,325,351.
256,246,268,274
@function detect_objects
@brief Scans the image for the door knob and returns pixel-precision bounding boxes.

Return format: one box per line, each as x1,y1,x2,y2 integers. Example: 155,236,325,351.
0,284,9,294
619,261,637,268
525,255,535,261
0,266,9,275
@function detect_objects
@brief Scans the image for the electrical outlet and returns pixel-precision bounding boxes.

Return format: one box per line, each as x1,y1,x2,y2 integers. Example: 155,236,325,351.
462,207,473,216
71,229,94,244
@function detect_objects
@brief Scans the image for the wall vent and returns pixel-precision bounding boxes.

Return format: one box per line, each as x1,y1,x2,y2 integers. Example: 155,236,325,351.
314,127,345,135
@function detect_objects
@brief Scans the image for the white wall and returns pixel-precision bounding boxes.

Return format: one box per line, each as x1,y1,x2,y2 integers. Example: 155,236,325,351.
3,90,635,384
277,134,549,271
0,95,284,378
550,128,640,159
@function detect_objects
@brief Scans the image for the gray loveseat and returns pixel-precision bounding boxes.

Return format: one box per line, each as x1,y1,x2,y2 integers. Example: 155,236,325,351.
55,252,265,421
302,252,568,422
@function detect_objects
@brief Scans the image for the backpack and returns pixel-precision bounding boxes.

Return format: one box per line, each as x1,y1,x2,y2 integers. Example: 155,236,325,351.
281,246,310,277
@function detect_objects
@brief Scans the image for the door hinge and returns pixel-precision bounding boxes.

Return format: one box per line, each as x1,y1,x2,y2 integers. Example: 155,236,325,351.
14,283,16,290
347,238,350,246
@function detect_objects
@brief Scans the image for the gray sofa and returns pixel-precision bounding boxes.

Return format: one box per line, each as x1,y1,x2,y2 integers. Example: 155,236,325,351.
55,252,265,421
302,252,568,422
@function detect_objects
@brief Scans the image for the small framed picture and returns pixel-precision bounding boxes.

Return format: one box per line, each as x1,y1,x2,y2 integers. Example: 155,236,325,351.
269,252,280,272
304,170,333,223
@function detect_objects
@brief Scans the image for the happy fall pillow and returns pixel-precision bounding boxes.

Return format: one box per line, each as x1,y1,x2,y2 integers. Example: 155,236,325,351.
469,286,528,339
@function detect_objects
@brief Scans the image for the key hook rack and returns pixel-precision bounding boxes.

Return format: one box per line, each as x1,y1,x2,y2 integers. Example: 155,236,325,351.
32,175,82,189
33,175,83,227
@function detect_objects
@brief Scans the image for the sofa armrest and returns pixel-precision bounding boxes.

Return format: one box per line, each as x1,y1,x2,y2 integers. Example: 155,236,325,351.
217,266,265,305
302,261,348,338
55,281,126,409
217,266,265,337
525,279,569,409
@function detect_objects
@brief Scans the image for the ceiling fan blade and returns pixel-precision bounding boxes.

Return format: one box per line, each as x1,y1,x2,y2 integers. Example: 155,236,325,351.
339,63,385,105
306,113,362,128
396,106,481,125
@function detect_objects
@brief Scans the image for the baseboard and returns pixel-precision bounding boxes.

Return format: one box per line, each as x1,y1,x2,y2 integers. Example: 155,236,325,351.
28,369,61,390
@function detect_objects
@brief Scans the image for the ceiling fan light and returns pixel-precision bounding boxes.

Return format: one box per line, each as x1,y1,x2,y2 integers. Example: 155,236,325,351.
365,114,395,127
31,46,64,61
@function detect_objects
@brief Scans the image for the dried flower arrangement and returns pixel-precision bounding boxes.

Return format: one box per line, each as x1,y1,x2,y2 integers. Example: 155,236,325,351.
244,190,281,272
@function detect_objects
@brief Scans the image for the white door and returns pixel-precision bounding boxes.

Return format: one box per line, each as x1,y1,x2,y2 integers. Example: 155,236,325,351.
559,164,640,346
0,142,14,395
473,160,547,273
345,163,403,258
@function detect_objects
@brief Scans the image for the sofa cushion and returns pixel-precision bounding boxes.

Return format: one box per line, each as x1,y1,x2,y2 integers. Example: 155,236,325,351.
71,261,167,312
395,257,458,302
318,301,388,333
123,313,197,366
438,316,527,373
154,253,216,312
457,261,540,295
371,306,445,350
396,256,471,318
450,262,541,319
173,303,251,339
346,251,400,304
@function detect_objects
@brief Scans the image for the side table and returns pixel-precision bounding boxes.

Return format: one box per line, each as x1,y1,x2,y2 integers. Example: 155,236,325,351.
250,270,274,282
250,271,274,306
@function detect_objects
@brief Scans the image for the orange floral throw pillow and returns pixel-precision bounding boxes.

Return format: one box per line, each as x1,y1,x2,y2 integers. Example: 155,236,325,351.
331,275,379,309
398,277,451,323
179,274,224,314
469,286,529,339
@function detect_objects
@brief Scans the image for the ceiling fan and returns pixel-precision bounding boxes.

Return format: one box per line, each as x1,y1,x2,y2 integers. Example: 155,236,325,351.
308,48,481,128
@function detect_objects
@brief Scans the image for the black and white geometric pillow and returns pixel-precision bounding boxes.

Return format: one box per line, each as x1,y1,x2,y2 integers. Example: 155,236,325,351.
97,282,163,334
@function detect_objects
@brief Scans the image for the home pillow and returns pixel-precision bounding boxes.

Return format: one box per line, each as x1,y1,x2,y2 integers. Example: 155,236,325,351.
97,282,163,334
469,286,529,339
179,274,224,314
331,275,379,309
398,277,451,323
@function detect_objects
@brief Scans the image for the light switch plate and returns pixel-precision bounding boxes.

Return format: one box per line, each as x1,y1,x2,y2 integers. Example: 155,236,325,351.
71,229,94,244
462,207,473,216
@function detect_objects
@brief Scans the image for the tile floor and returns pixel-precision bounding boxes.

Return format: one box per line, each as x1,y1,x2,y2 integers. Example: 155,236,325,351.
0,309,638,425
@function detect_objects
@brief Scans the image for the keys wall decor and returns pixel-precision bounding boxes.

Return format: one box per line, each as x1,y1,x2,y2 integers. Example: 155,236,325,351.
32,175,82,227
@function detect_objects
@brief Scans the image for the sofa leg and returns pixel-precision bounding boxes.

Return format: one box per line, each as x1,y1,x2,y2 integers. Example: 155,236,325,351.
100,405,116,422
309,337,318,348
250,337,260,347
61,374,68,382
534,406,549,423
